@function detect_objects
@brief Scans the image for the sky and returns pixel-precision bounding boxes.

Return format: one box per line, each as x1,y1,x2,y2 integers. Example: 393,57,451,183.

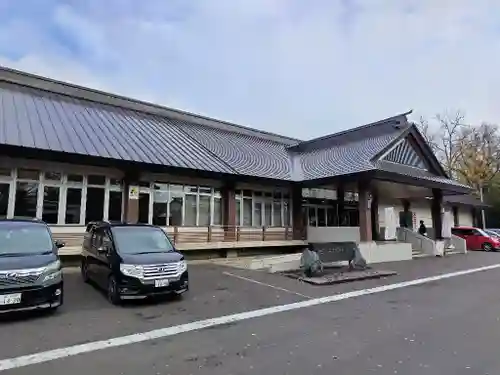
0,0,499,140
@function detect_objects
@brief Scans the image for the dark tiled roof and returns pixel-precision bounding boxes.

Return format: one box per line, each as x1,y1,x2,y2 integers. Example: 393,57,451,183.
299,132,400,180
375,160,471,190
176,120,293,180
0,71,471,193
444,194,490,208
0,82,237,174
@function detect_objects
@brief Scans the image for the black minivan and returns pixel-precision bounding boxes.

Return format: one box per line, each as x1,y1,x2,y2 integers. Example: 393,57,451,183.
0,219,64,314
81,222,189,305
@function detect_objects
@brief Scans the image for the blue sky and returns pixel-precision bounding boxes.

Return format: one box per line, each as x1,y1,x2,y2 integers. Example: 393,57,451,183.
0,0,499,140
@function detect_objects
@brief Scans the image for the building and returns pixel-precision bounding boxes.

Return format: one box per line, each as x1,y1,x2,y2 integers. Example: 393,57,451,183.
0,67,478,260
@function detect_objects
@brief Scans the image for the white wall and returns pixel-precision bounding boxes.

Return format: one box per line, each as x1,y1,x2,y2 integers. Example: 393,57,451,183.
457,207,474,226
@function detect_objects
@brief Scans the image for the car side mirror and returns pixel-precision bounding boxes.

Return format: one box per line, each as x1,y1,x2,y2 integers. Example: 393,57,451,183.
55,240,65,249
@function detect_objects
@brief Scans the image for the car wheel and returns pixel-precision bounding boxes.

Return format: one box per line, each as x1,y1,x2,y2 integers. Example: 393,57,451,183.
482,243,493,252
81,260,90,283
107,276,121,305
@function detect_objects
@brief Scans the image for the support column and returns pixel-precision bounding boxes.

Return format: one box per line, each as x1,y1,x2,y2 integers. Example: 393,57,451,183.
358,181,372,242
337,184,345,226
452,206,459,227
401,199,411,228
370,190,379,241
291,184,304,240
123,173,139,224
222,182,236,241
431,189,443,240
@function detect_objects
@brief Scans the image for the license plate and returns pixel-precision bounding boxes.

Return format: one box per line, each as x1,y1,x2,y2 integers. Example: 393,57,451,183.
154,279,169,288
0,293,22,305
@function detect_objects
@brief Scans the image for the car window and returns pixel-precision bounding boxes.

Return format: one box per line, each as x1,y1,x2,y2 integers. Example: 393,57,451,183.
111,226,174,254
0,223,53,255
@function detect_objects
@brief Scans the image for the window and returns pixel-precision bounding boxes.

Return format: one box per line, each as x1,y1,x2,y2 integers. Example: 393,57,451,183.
85,187,105,223
108,191,123,221
168,185,183,226
317,207,326,227
0,168,11,177
236,199,241,226
243,198,252,226
213,197,222,225
254,202,262,227
152,189,168,226
17,169,39,180
308,206,317,226
65,188,82,224
14,182,38,218
264,202,272,226
44,171,62,182
42,186,60,224
184,194,197,226
283,200,290,227
273,201,282,227
67,174,84,183
87,175,106,185
138,192,150,224
0,183,8,217
198,195,211,226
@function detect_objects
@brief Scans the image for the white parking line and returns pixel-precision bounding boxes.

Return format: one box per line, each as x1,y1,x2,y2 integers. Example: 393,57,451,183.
2,263,500,372
222,271,312,299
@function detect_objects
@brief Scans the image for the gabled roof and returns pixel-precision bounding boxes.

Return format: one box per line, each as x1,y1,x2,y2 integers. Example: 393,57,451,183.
0,67,471,192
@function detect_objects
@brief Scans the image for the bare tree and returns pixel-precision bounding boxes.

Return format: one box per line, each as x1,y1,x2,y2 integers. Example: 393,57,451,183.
417,111,468,178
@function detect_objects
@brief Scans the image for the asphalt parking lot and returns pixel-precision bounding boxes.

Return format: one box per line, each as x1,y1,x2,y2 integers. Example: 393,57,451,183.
2,252,500,374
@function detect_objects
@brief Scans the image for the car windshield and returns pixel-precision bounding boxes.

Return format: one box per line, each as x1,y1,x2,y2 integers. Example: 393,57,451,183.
111,226,174,254
485,230,499,237
0,223,53,255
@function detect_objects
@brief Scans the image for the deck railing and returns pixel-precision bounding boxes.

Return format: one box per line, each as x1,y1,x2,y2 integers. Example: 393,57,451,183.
52,226,295,247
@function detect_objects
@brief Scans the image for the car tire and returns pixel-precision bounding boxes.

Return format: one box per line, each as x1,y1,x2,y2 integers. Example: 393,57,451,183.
81,260,90,283
107,276,121,305
482,243,493,252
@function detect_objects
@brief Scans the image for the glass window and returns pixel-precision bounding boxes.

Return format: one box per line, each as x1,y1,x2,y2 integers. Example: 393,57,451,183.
87,175,106,185
184,195,197,226
153,183,168,191
283,200,290,227
65,188,82,224
67,174,84,183
317,207,326,227
199,195,211,226
308,207,317,226
273,201,282,227
42,186,60,224
138,193,150,224
108,191,123,222
85,187,105,223
254,202,262,227
0,168,11,177
184,186,198,194
138,180,151,188
152,190,168,226
326,207,337,226
109,178,122,187
213,197,222,225
14,182,38,218
265,202,272,227
0,183,9,217
169,191,183,226
242,198,252,226
236,200,241,226
199,186,212,195
17,169,39,180
243,190,252,198
44,172,62,182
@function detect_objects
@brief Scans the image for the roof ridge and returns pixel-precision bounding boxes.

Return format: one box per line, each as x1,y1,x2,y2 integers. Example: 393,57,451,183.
0,65,301,145
288,111,412,152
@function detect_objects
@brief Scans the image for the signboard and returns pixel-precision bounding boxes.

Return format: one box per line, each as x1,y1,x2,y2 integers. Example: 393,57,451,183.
384,207,397,240
128,186,139,200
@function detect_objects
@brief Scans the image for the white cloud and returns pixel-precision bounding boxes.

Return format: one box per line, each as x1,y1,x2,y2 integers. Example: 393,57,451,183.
0,0,499,139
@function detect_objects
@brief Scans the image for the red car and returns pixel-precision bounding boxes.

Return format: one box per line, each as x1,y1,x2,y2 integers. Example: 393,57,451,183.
451,226,500,252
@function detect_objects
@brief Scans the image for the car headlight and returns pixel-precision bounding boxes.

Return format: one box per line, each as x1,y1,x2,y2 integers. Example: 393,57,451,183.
42,260,62,283
120,264,144,278
177,260,187,273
